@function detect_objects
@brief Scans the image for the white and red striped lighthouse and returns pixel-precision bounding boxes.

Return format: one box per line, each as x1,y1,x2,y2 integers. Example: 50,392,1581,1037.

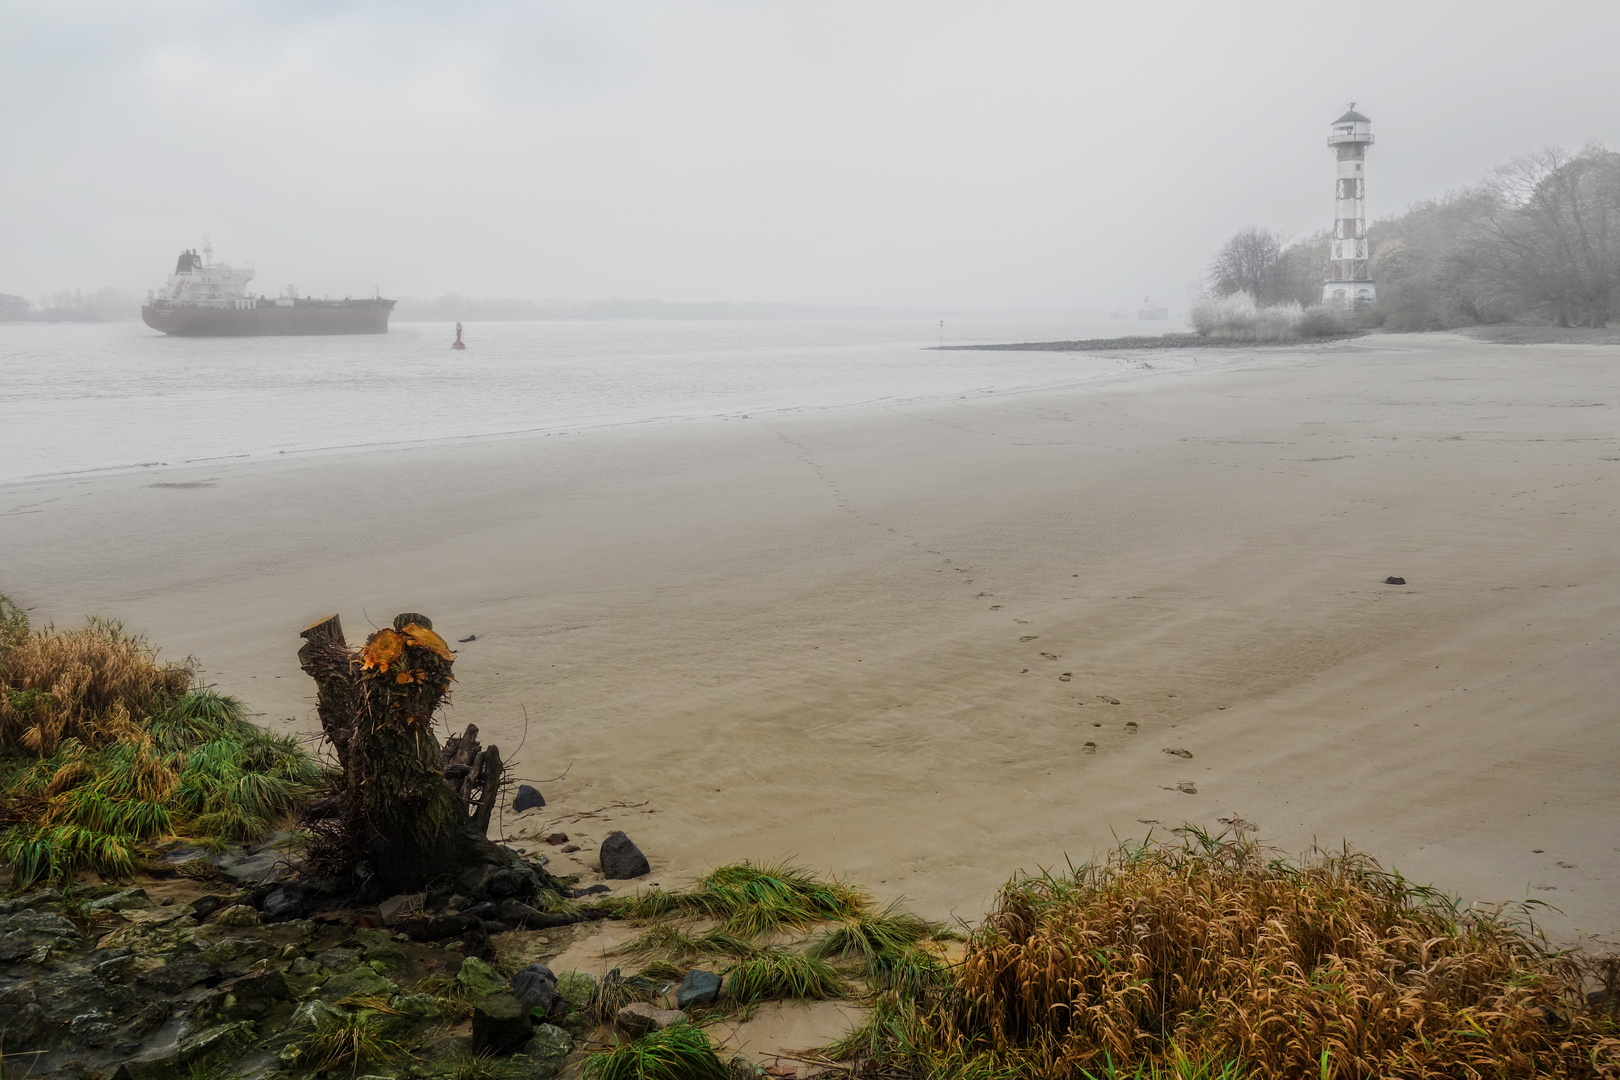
1323,105,1375,308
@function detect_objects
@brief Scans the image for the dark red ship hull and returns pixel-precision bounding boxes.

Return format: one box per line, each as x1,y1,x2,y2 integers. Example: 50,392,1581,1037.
142,298,395,336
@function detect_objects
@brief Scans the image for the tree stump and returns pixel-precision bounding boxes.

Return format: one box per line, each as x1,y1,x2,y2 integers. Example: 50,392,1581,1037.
297,612,509,895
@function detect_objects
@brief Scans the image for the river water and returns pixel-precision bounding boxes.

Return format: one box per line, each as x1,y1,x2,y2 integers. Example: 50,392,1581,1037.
0,315,1200,484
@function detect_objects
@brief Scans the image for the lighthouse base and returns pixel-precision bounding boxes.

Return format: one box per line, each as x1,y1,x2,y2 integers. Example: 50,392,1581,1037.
1323,281,1376,309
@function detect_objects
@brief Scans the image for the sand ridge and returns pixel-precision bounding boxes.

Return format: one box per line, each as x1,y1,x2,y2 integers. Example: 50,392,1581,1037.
2,332,1615,943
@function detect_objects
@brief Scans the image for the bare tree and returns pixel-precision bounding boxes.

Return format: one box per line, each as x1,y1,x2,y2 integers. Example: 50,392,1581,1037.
1208,226,1289,305
1462,146,1620,327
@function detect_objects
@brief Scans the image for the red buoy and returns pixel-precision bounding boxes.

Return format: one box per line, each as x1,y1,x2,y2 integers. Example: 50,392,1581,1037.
451,321,466,350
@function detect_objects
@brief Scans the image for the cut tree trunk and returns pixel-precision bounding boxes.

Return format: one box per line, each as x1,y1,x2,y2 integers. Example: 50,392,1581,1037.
298,612,509,895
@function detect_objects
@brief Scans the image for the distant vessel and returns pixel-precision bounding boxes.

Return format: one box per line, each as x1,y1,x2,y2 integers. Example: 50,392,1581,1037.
1137,295,1169,320
141,242,394,336
451,322,466,350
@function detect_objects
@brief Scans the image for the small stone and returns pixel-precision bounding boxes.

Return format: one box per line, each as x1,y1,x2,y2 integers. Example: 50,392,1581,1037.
514,784,546,812
523,1023,574,1079
1385,576,1407,585
189,895,227,921
321,965,399,1001
391,992,445,1020
137,956,213,995
677,969,722,1008
89,888,154,912
473,992,535,1054
214,904,261,927
378,892,424,926
615,1001,687,1036
599,831,650,879
1,1002,46,1048
262,887,303,921
561,844,580,853
457,955,510,998
557,970,596,1010
177,1020,258,1063
511,963,559,1014
231,968,291,1000
544,833,569,845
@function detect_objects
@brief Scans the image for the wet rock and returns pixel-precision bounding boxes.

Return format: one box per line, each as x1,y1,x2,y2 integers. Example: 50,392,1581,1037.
188,895,227,921
137,955,213,995
391,992,445,1021
121,1000,171,1039
313,945,362,973
615,1001,686,1036
458,864,496,896
677,969,722,1008
1385,576,1407,585
177,1020,258,1063
473,992,534,1054
262,887,303,922
522,1022,574,1079
287,998,347,1033
557,970,596,1010
457,955,509,998
488,863,541,899
90,888,155,912
210,848,283,885
514,784,546,812
322,965,398,1001
378,893,424,926
2,1002,46,1048
5,909,82,939
511,963,559,1014
231,968,291,1000
600,831,650,879
544,833,569,845
214,904,261,927
70,1009,121,1048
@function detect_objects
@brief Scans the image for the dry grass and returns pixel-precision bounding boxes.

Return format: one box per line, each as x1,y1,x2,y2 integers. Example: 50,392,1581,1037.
840,826,1620,1079
0,611,192,757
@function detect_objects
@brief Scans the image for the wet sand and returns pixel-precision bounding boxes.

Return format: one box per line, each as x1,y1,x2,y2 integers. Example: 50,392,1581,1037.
4,331,1616,945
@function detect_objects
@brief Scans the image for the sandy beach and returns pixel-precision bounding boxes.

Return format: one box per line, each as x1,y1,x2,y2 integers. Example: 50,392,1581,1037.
4,331,1616,947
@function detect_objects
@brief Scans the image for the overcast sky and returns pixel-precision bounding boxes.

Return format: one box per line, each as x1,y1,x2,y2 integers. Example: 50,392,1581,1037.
3,1,1618,309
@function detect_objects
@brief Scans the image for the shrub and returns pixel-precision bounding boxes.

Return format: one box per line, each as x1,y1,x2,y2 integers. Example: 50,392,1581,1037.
833,827,1620,1079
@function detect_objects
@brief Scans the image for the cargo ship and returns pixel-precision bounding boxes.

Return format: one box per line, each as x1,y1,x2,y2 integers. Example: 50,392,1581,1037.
141,243,394,336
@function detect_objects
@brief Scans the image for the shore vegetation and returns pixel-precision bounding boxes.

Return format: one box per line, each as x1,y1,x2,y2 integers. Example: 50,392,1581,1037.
0,597,321,887
828,826,1620,1079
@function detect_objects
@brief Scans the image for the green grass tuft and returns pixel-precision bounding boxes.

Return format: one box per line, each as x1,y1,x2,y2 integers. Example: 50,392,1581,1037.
294,1007,403,1076
582,1024,732,1080
590,967,664,1026
722,948,847,1004
606,860,869,939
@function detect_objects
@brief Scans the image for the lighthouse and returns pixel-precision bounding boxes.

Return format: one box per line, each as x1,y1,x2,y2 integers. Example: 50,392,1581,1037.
1323,105,1375,308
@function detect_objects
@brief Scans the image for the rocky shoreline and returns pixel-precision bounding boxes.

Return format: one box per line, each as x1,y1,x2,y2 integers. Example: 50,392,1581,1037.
0,829,722,1080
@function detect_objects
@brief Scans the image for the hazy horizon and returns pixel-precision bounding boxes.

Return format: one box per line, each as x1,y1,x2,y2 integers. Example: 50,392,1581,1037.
4,1,1618,309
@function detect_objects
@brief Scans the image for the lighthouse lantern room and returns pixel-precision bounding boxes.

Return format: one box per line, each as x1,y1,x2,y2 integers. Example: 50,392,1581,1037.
1324,105,1376,308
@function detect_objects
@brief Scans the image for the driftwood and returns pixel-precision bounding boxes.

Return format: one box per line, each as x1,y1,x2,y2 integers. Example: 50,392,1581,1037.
297,612,510,894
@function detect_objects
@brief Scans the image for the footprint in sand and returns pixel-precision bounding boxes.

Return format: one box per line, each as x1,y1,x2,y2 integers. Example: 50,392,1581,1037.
1100,695,1121,705
1040,652,1060,660
1554,861,1578,869
1019,635,1038,642
1059,672,1072,682
1534,885,1558,891
1124,722,1139,734
1173,781,1198,794
1163,748,1193,759
1137,818,1163,825
1083,742,1096,754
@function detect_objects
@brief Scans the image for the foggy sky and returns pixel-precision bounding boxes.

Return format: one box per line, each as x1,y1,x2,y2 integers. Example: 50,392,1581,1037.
4,1,1618,310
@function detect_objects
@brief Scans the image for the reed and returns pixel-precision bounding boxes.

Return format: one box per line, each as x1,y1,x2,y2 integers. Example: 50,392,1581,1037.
835,826,1620,1079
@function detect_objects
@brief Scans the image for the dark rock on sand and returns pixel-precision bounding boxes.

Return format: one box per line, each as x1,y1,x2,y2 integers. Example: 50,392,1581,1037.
510,963,559,1014
600,830,650,879
514,784,546,812
677,969,722,1008
473,992,534,1054
1385,576,1407,585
